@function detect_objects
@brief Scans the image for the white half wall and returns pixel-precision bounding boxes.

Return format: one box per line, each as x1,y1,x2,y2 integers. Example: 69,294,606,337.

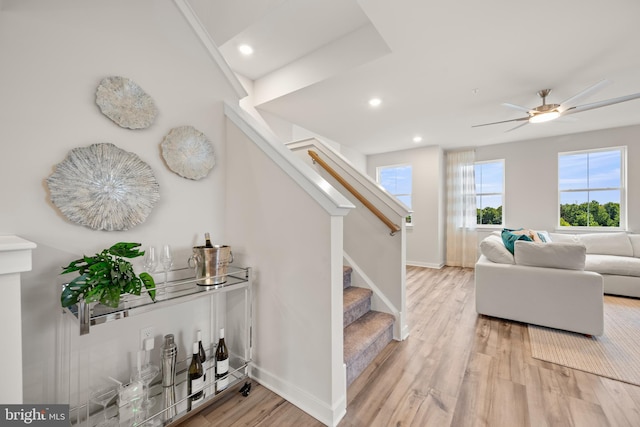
225,120,347,426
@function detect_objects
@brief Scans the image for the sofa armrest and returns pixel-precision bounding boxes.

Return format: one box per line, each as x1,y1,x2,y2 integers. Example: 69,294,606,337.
475,255,604,335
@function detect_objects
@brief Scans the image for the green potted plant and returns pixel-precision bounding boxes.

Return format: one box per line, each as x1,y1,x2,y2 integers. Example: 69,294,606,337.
60,242,156,309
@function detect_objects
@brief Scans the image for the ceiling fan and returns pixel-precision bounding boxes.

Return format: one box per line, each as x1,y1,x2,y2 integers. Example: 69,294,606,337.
473,79,640,131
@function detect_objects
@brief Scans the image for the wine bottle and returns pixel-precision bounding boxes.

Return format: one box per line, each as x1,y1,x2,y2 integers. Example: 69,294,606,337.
215,328,229,393
204,233,213,248
187,342,204,409
197,330,207,383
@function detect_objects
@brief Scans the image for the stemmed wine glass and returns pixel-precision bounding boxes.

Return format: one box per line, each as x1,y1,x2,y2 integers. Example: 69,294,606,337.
160,245,173,284
89,385,118,427
132,363,160,410
143,247,157,273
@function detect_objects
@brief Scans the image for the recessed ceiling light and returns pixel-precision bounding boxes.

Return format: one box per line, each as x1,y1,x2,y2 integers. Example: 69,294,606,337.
368,97,382,107
413,136,423,143
238,44,254,56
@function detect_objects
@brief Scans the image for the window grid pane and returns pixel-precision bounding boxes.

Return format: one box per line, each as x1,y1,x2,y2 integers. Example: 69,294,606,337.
475,161,504,226
558,148,624,228
377,165,412,210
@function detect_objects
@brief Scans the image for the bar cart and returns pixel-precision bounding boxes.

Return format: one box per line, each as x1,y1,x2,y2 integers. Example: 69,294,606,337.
58,266,253,426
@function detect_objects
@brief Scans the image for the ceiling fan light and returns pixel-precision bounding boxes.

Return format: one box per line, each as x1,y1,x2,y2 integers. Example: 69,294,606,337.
529,111,560,123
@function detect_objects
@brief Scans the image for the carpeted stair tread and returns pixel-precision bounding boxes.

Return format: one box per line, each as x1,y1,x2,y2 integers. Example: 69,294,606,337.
343,286,373,327
343,266,353,289
344,310,395,365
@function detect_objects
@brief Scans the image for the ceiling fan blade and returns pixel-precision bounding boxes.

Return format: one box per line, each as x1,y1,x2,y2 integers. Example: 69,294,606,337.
502,103,532,113
562,92,640,116
554,115,579,122
505,121,529,132
558,79,611,112
472,116,529,128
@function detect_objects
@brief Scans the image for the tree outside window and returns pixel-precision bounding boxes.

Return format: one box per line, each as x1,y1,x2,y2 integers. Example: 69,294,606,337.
475,160,504,226
559,147,625,228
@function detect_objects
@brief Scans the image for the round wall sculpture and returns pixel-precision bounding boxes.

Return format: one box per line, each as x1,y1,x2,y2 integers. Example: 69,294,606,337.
46,143,160,231
95,76,158,129
160,125,215,180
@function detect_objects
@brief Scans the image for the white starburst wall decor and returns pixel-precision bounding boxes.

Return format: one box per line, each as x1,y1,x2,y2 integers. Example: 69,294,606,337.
46,143,160,231
160,125,215,180
96,76,158,130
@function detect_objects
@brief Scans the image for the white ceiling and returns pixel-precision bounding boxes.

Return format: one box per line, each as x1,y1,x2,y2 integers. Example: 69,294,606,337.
189,0,640,155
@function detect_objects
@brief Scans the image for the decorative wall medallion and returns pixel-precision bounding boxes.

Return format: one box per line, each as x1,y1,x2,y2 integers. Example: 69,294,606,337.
95,76,158,129
160,126,215,180
46,143,160,231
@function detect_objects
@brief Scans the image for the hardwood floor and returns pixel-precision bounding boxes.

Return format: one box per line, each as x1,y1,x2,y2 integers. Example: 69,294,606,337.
177,266,640,427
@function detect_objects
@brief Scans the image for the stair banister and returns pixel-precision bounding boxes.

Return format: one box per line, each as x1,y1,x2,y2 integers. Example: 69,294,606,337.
308,150,401,236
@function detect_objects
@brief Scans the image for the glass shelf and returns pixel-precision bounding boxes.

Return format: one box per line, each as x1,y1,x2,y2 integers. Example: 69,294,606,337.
78,355,250,427
63,266,250,335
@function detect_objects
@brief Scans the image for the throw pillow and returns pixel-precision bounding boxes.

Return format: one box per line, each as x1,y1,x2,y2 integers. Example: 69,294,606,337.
501,229,533,254
480,234,515,264
536,230,552,243
514,241,586,270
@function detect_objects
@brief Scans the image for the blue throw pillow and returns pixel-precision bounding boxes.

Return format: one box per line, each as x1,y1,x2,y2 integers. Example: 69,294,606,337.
501,229,533,254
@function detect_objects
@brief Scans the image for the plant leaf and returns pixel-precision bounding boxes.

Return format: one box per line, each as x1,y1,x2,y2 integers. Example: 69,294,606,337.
60,274,90,308
109,242,143,259
85,286,104,303
140,272,156,301
100,285,121,308
61,259,84,275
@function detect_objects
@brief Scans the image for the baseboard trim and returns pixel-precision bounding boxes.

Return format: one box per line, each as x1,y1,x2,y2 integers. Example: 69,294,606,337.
406,260,445,269
250,364,346,426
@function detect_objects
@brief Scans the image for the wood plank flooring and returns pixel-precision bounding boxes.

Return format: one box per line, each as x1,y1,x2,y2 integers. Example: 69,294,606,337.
176,266,640,427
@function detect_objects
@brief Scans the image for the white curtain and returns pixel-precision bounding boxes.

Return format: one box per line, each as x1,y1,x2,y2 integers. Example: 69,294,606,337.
446,150,478,268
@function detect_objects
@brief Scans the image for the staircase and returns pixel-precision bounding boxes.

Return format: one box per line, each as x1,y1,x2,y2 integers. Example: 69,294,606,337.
343,266,395,386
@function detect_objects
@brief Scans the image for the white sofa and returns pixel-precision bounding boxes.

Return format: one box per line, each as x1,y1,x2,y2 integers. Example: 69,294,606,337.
475,231,640,336
548,232,640,298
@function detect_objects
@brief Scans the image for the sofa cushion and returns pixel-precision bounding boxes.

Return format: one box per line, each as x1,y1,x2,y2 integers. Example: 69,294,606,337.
585,254,640,277
514,241,586,270
548,233,580,244
628,234,640,258
577,232,633,256
480,234,515,264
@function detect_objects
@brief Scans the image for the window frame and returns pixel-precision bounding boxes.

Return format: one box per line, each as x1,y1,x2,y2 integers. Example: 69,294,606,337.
475,159,505,228
376,163,413,221
557,146,627,231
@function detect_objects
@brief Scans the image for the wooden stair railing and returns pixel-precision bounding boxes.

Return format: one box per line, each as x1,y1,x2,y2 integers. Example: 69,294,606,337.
308,150,401,236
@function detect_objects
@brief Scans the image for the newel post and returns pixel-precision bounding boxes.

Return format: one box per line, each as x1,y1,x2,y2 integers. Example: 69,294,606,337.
0,235,36,404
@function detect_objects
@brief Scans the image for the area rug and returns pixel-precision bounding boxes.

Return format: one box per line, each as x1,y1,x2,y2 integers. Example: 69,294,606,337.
528,295,640,386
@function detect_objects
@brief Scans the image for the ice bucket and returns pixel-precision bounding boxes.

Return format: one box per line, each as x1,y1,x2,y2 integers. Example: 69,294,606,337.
188,245,233,285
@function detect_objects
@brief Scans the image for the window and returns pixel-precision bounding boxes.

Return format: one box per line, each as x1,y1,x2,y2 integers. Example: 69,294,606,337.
475,160,504,226
558,147,626,228
377,164,412,209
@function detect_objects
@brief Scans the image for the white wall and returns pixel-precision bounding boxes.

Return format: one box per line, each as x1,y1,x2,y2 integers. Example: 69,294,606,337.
367,146,445,268
475,124,640,243
0,0,238,404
